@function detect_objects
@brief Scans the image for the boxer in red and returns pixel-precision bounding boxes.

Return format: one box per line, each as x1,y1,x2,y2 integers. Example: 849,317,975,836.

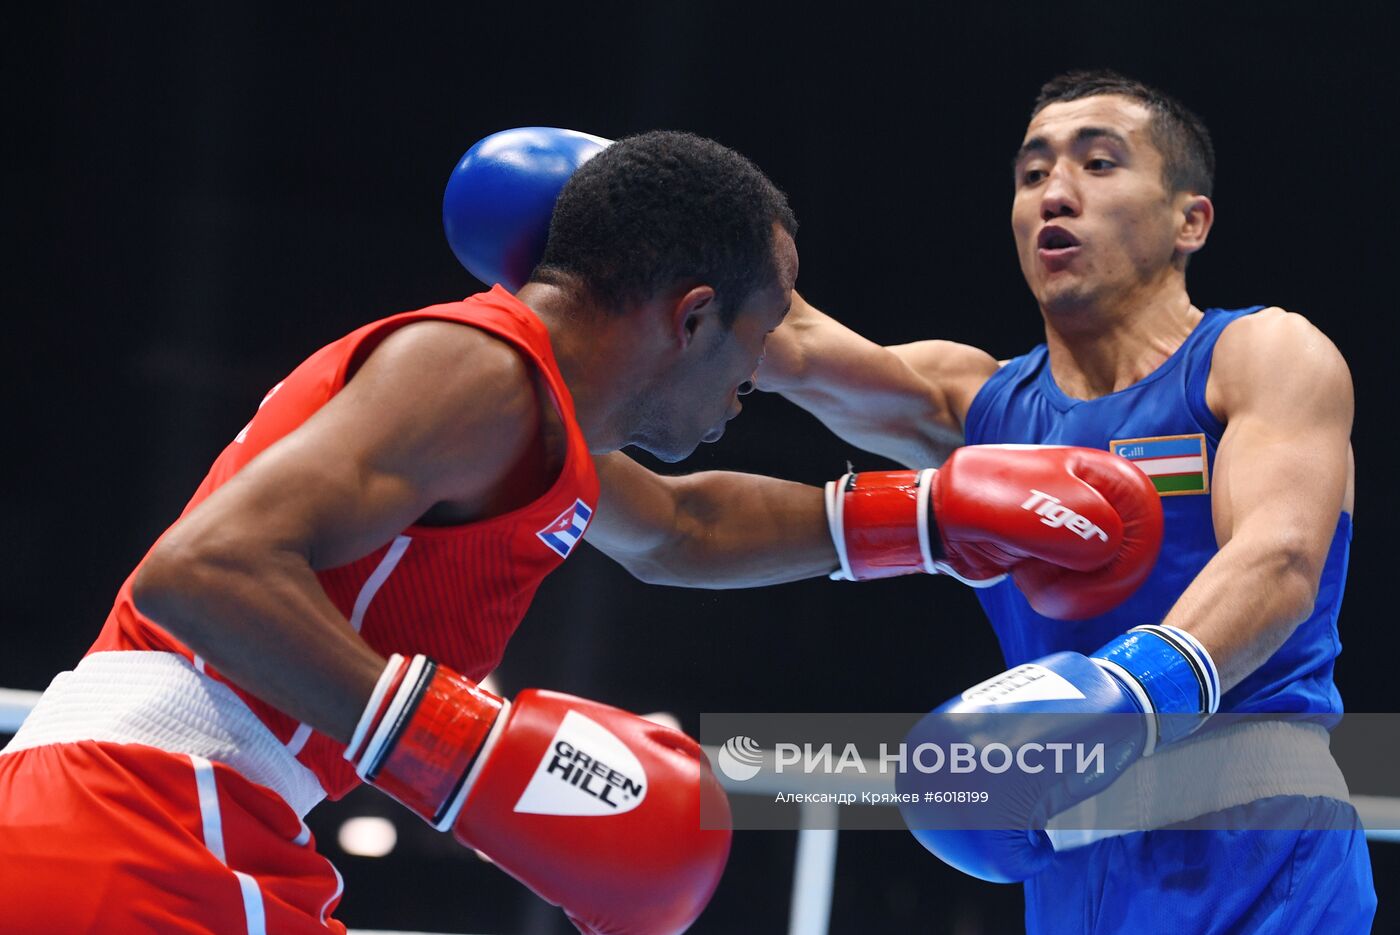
0,130,1161,934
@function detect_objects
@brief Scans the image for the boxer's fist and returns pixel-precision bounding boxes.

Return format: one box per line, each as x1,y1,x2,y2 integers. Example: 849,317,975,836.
937,445,1164,618
826,445,1163,619
456,689,730,935
899,651,1145,883
347,656,729,935
898,624,1219,882
443,127,611,290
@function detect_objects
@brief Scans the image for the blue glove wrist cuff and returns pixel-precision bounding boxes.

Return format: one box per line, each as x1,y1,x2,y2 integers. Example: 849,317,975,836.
1092,625,1220,751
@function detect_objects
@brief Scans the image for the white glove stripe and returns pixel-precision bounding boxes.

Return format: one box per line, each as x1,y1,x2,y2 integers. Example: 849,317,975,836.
344,653,406,764
1156,624,1221,714
437,695,513,831
1090,657,1159,757
825,476,855,582
356,654,430,781
915,468,937,574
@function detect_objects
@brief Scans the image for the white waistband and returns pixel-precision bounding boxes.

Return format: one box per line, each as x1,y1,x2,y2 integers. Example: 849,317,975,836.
0,651,327,818
1047,719,1351,851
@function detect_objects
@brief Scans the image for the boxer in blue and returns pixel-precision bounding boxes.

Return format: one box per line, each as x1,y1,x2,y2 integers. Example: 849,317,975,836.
759,70,1375,933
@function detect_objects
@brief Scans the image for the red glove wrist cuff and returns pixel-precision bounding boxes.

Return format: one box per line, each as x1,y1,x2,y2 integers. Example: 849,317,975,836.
827,469,940,580
346,654,508,830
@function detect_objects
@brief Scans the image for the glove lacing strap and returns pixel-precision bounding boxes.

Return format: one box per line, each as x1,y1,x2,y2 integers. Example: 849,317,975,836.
1091,625,1221,757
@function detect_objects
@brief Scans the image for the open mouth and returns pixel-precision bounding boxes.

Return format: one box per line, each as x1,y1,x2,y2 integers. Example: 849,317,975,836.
1037,226,1081,251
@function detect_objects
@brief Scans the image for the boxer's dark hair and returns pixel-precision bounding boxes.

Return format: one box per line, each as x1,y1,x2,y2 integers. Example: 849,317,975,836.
1033,70,1215,197
532,130,797,325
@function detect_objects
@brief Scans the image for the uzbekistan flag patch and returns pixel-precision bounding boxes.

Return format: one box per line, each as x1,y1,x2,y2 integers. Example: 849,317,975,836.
1110,434,1210,496
536,499,594,558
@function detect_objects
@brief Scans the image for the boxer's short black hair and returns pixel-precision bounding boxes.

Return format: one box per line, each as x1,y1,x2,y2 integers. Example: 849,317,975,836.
1033,70,1215,197
533,130,797,324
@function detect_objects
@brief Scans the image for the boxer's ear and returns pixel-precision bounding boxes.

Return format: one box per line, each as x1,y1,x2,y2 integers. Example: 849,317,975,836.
671,285,718,349
1175,193,1213,259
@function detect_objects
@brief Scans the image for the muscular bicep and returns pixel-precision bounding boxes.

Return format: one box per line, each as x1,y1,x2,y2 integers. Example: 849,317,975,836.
167,321,540,570
1151,311,1354,687
1209,310,1353,566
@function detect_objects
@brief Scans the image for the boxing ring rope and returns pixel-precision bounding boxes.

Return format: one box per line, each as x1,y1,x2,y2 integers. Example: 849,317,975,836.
0,688,40,734
4,690,1397,935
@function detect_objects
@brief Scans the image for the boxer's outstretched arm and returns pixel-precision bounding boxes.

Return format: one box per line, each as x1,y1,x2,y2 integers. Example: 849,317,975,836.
585,451,838,588
758,292,999,467
588,440,1162,610
1157,309,1354,691
132,321,542,742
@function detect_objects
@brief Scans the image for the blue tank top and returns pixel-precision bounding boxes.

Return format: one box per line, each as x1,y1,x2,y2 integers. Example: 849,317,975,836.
964,307,1350,714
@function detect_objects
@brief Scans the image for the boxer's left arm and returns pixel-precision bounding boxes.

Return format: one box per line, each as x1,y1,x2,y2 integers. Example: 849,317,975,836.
585,442,1161,625
1159,309,1354,690
584,451,838,588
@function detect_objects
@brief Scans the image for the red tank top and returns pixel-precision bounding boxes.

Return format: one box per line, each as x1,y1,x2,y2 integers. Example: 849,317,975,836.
88,286,600,798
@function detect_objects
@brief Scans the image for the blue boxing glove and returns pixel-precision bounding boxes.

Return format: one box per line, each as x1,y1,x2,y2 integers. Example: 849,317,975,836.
897,624,1219,883
443,127,611,290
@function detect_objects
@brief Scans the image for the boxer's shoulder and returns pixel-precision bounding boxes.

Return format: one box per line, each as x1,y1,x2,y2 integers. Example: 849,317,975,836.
1212,305,1334,366
360,319,539,419
335,319,559,497
1205,307,1351,421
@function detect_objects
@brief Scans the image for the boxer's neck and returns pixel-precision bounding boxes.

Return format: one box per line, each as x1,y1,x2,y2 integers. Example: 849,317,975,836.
515,281,647,454
1040,283,1202,401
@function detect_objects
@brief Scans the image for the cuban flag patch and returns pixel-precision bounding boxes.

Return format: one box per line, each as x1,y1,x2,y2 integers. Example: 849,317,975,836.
536,499,594,558
1111,433,1210,496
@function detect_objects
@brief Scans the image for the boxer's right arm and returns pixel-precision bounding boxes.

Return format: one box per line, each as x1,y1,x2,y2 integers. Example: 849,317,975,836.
135,322,730,932
132,321,542,743
346,657,730,935
758,292,999,466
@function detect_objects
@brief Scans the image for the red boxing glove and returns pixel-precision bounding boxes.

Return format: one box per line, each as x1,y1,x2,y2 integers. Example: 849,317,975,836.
826,445,1163,619
347,655,731,935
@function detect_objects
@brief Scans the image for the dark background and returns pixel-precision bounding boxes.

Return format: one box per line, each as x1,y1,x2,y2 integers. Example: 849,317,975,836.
6,2,1398,932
